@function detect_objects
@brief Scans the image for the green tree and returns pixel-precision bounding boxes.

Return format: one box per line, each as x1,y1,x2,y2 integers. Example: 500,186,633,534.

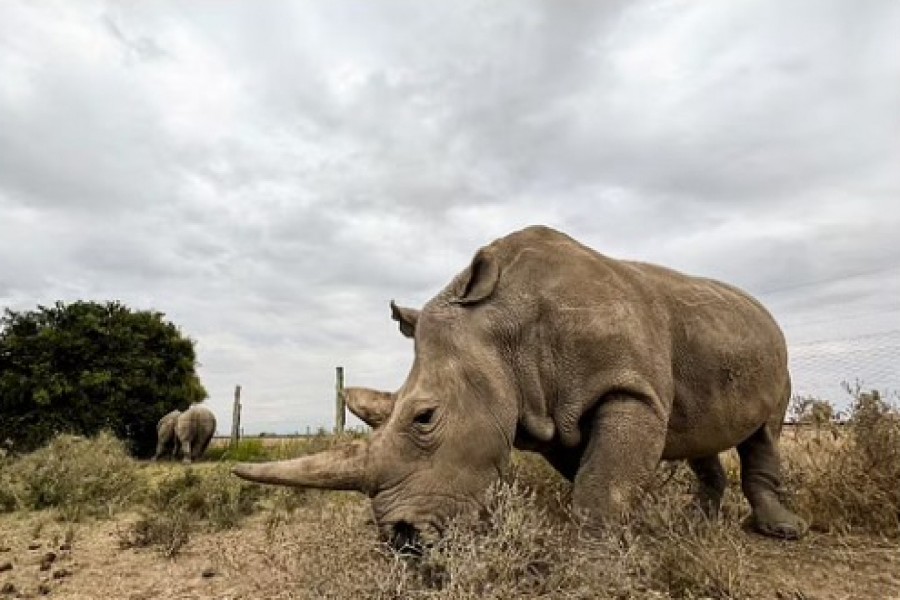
0,301,207,456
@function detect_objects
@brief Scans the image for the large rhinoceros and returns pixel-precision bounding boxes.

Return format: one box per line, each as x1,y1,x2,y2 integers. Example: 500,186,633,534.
233,226,807,546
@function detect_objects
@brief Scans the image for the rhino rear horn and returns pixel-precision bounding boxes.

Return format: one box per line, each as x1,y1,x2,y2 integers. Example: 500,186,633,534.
390,300,419,338
232,440,370,492
345,387,394,428
452,248,499,305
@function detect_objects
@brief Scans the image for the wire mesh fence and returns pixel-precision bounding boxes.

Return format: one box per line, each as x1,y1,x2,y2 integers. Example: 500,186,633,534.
789,328,900,407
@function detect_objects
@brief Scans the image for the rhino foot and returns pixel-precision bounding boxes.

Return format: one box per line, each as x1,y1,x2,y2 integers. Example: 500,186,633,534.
745,505,808,540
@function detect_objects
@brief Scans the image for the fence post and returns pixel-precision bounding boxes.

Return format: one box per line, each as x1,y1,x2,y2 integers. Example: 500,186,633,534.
335,366,345,435
231,385,242,447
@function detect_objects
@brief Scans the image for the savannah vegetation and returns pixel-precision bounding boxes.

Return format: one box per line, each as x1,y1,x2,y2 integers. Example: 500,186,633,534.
1,389,898,599
0,301,206,456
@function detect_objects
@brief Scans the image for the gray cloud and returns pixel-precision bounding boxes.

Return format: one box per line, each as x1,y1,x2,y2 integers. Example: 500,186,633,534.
1,0,898,431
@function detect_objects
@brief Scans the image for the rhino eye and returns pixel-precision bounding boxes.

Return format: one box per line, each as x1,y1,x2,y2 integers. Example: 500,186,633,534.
413,408,436,426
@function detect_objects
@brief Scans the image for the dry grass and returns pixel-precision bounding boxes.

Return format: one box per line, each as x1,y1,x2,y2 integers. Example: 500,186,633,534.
1,393,898,598
0,432,138,520
205,432,364,462
230,455,760,599
785,391,900,535
117,464,264,556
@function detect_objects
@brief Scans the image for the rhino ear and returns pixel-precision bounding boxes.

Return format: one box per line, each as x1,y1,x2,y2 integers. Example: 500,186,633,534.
344,387,394,428
390,300,419,338
452,248,499,305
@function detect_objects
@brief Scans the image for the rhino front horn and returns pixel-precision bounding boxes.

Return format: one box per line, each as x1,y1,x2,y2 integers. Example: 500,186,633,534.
232,440,371,492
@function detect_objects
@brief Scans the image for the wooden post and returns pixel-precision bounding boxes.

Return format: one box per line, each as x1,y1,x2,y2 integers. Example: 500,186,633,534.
335,366,345,435
231,385,242,447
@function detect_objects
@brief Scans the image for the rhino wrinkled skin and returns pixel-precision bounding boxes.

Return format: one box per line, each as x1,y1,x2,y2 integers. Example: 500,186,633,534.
233,225,807,546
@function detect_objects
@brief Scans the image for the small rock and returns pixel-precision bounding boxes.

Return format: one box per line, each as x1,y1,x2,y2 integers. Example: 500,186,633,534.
39,552,57,571
1,582,17,594
0,561,12,572
38,582,52,595
27,542,41,550
58,543,71,552
52,568,71,580
0,545,11,553
201,566,216,578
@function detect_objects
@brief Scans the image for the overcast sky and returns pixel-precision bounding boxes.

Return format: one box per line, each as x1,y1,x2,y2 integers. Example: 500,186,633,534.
1,0,898,433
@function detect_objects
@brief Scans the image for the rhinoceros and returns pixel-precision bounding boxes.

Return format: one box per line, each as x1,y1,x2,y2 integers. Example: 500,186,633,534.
233,225,807,547
175,404,217,464
152,409,182,461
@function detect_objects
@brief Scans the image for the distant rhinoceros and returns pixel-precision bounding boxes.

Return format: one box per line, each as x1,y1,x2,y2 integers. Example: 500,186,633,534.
233,225,807,548
175,404,216,464
152,409,182,461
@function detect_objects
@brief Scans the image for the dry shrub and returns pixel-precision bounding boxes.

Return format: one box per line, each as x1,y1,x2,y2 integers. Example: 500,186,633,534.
119,510,192,558
4,432,138,520
234,455,756,600
148,464,262,530
121,464,264,556
625,492,755,599
788,390,900,535
220,497,382,599
385,481,592,599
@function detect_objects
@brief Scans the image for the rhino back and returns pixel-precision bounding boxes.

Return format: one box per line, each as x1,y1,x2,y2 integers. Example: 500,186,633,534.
175,405,216,440
157,410,180,435
624,261,790,457
459,226,789,459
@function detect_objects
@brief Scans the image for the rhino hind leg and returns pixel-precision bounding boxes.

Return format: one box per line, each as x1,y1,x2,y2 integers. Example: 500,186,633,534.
181,439,193,464
688,455,727,519
736,424,808,539
196,435,212,460
192,434,212,461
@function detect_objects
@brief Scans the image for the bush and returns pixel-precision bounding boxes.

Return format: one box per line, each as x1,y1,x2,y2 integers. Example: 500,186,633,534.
122,464,263,556
787,388,900,535
0,300,207,456
119,511,192,558
148,465,262,530
8,432,138,520
370,466,756,599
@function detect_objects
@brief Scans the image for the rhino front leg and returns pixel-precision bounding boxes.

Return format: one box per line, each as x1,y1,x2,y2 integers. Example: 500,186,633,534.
737,424,807,539
688,455,727,519
572,395,667,530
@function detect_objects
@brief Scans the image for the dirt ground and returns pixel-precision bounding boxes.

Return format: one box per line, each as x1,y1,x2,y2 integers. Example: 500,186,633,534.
2,502,899,600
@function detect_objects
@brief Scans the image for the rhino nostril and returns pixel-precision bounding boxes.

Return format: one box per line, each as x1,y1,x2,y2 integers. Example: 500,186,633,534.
390,521,423,556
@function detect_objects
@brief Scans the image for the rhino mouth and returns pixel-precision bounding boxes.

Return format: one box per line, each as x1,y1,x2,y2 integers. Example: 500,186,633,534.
382,518,446,556
389,521,425,556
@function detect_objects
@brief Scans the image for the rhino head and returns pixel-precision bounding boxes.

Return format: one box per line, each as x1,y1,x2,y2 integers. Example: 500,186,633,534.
233,248,519,550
